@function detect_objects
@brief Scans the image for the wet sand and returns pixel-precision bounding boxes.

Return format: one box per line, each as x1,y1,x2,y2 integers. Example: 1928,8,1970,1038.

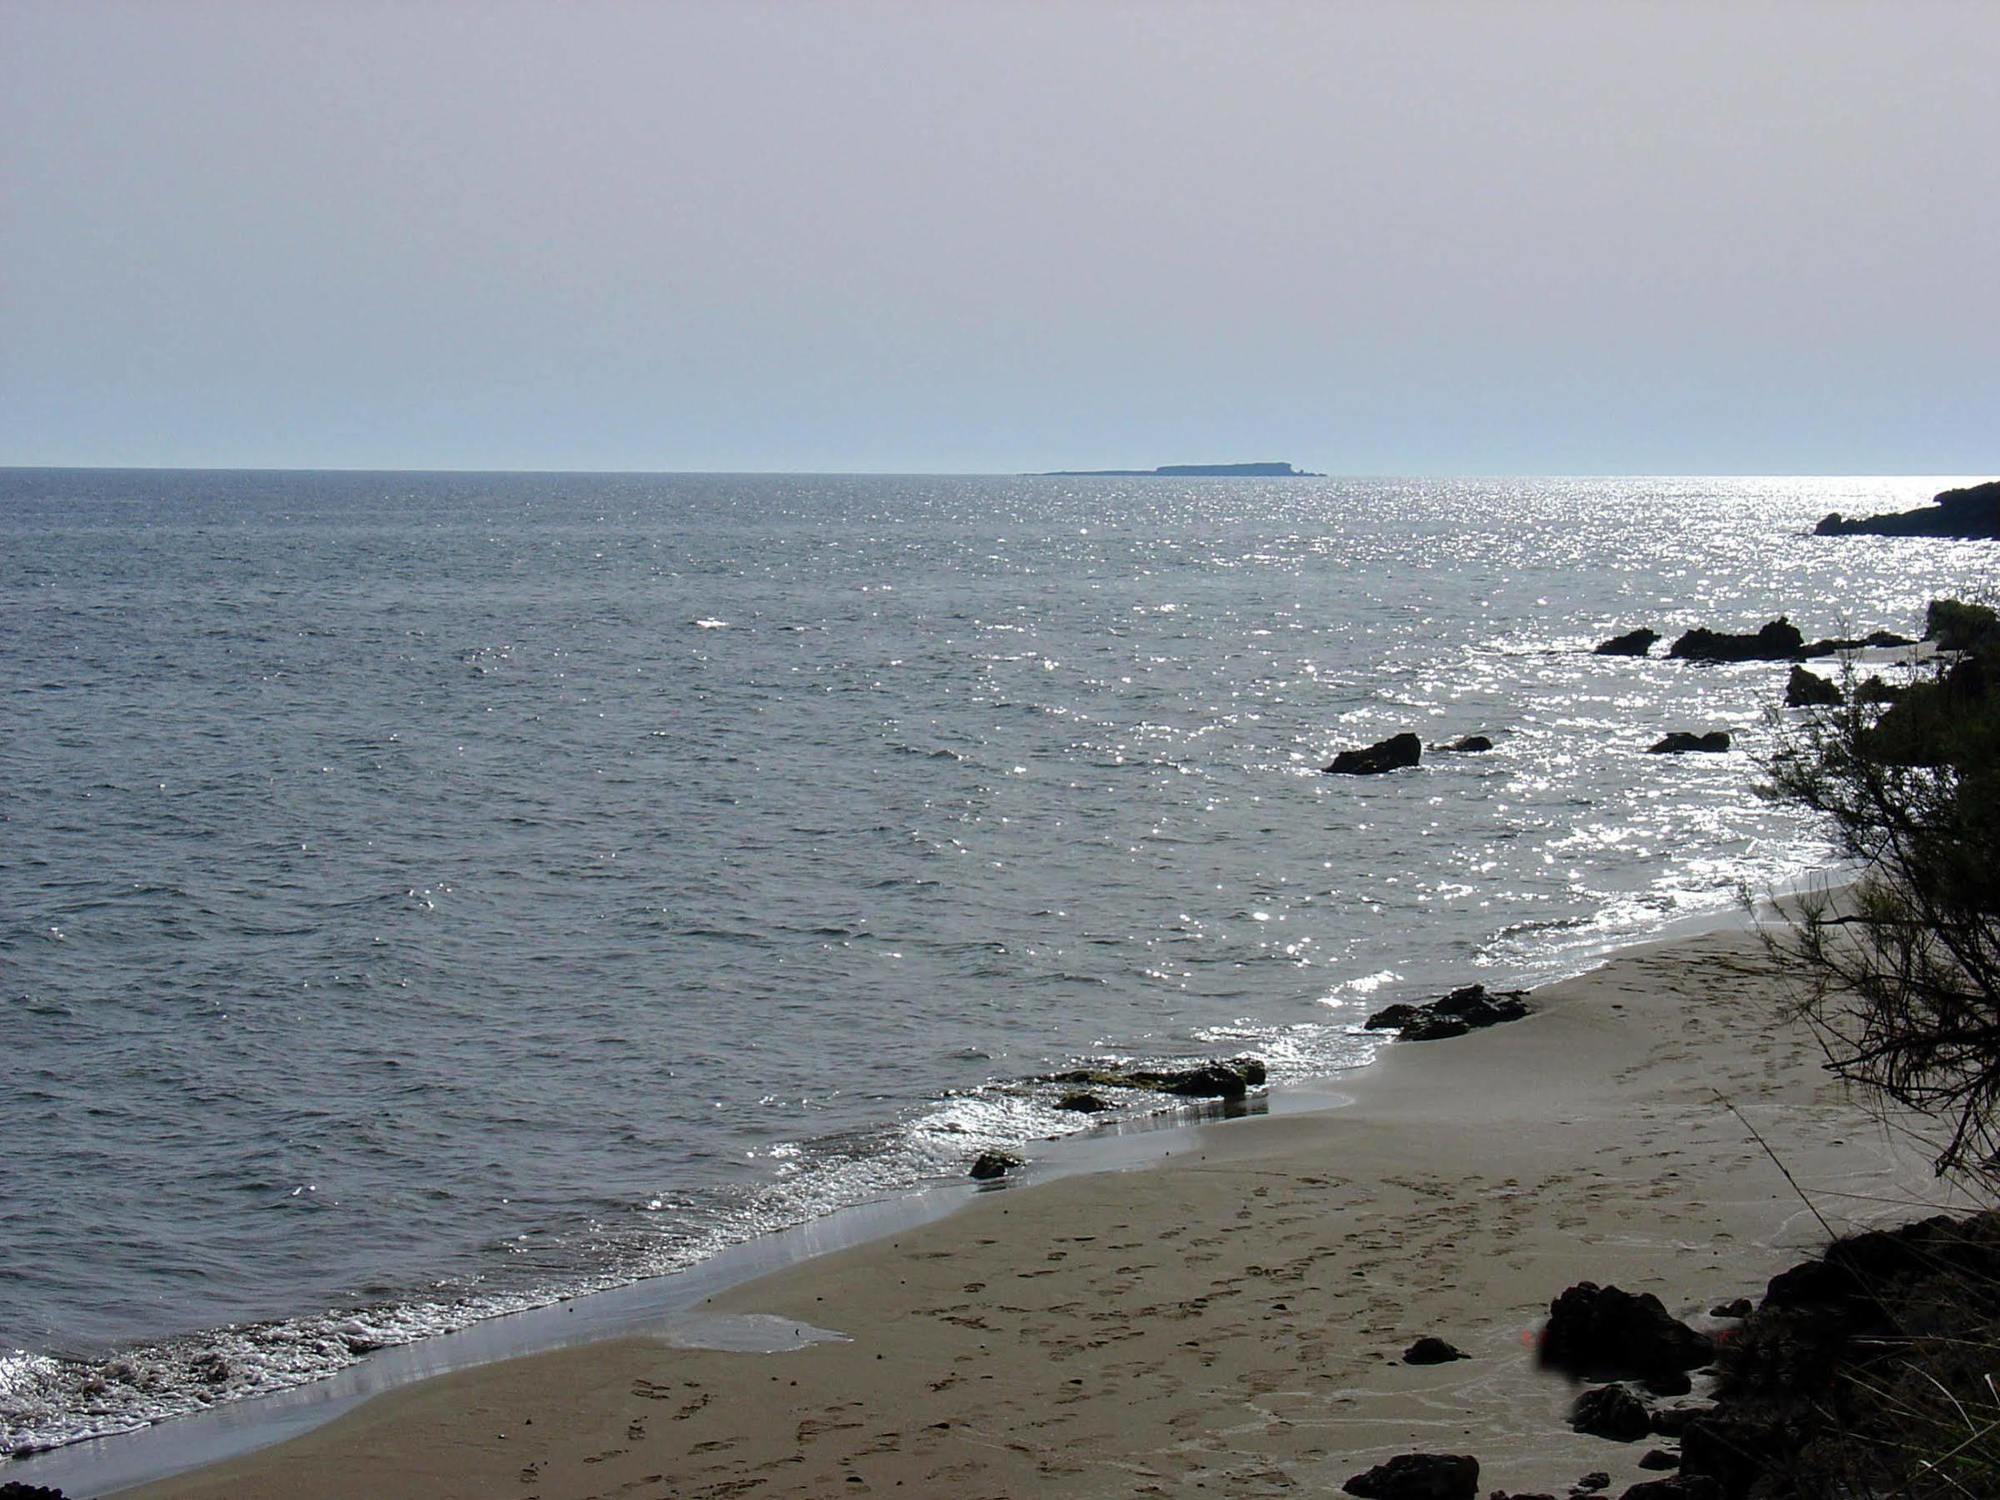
124,924,1962,1500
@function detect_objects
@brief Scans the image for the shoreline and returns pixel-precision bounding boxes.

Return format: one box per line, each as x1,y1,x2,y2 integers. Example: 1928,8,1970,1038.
3,884,1804,1493
47,906,1973,1499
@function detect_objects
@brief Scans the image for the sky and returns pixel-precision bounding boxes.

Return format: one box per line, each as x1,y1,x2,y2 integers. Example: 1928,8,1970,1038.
3,1,1996,474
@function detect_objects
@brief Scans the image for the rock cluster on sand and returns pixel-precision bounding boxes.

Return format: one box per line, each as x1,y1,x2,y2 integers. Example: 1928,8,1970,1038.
1365,984,1530,1041
1539,1282,1715,1381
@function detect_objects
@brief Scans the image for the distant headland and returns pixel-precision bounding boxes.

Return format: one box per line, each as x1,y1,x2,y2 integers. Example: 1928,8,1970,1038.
1036,461,1324,478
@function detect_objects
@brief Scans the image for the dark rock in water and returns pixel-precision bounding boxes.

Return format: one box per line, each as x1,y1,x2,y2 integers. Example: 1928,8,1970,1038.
1647,732,1731,754
1667,618,1804,662
1571,1383,1652,1442
1366,983,1530,1042
1542,1282,1715,1379
1432,984,1529,1023
1618,1479,1720,1500
1814,478,2000,539
1638,1449,1679,1471
1784,665,1842,708
1709,1298,1753,1320
1402,1336,1468,1364
1800,629,1917,657
1437,734,1494,753
1055,1092,1111,1113
1324,732,1423,776
0,1485,71,1500
969,1151,1020,1180
1340,1452,1479,1500
1642,1367,1692,1397
1595,628,1660,656
1853,674,1903,705
1044,1056,1266,1101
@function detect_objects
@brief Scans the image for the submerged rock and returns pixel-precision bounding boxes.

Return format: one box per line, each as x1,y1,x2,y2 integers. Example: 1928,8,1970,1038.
1340,1452,1479,1500
1436,734,1494,753
1667,618,1804,662
1647,731,1731,754
1595,627,1660,656
1324,732,1423,775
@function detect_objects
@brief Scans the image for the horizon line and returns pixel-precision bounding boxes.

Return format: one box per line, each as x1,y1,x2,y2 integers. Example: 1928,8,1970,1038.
2,464,1990,481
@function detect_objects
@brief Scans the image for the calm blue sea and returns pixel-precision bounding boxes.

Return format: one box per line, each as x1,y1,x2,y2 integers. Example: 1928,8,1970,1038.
1,470,1990,1455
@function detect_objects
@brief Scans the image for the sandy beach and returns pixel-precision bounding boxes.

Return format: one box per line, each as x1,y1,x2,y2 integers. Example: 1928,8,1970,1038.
115,920,1964,1500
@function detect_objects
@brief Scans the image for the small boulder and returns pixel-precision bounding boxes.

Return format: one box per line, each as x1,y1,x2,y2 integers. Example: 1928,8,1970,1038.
1437,734,1494,753
1340,1452,1478,1500
1647,732,1731,754
969,1152,1020,1180
1571,1384,1652,1442
1595,628,1660,657
1363,1002,1425,1031
1401,1336,1468,1364
1573,1476,1612,1493
1325,732,1423,776
1708,1298,1752,1320
1784,665,1842,708
1541,1282,1715,1379
1638,1450,1679,1471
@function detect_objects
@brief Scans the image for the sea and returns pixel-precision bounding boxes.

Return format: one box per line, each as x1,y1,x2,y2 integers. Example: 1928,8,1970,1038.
2,470,1992,1462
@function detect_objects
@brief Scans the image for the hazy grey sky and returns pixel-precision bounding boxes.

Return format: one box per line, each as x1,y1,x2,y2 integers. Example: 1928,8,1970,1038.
4,1,1995,473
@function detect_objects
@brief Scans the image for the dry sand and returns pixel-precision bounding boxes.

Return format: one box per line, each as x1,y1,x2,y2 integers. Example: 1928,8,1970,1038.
125,924,1969,1500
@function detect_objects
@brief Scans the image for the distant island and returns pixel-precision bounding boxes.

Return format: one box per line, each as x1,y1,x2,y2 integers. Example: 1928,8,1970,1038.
1037,461,1324,478
1814,477,2000,539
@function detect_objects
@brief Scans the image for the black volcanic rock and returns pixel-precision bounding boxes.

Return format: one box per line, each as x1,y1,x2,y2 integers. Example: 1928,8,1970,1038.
1324,732,1422,775
1365,984,1530,1041
1648,732,1731,754
1815,478,2000,539
1667,618,1804,662
1595,628,1661,656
